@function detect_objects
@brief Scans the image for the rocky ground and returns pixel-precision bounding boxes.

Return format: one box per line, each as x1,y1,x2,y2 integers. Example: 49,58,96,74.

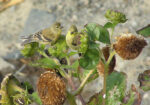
0,0,150,105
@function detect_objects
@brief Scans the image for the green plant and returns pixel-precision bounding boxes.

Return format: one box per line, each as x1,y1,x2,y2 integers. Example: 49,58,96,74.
1,9,150,105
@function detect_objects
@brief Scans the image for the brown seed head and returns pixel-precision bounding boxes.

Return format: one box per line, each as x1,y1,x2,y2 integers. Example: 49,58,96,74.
113,33,147,60
37,70,66,105
97,46,116,76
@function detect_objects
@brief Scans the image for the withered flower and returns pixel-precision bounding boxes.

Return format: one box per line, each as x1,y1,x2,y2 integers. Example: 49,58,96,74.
37,70,66,105
113,33,147,60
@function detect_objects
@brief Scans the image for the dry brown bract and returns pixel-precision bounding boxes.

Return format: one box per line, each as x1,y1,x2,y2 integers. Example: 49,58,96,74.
37,70,66,105
113,33,147,60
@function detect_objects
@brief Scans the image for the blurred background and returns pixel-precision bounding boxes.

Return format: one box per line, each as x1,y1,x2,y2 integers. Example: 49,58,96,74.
0,0,150,105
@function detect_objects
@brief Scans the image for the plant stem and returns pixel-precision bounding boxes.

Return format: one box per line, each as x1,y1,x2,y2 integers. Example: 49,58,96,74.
73,69,95,96
67,76,86,105
102,64,108,105
66,56,86,105
102,50,116,105
106,50,116,65
110,27,115,43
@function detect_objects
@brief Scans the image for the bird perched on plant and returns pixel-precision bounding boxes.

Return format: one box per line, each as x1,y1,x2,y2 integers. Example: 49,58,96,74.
66,25,88,54
21,22,63,45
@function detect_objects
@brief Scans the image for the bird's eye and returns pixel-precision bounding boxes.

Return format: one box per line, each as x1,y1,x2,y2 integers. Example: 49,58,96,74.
71,32,74,34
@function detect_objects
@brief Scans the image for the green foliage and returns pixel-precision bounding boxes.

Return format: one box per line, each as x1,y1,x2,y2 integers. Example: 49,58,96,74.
106,72,126,105
30,58,59,69
79,47,100,70
48,36,68,58
136,24,150,37
21,42,39,57
31,92,42,105
87,92,103,105
85,23,110,44
88,72,127,105
61,60,79,71
105,9,127,24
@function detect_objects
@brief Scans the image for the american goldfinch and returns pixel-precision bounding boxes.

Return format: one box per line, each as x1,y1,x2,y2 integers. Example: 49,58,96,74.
66,25,88,54
21,22,63,45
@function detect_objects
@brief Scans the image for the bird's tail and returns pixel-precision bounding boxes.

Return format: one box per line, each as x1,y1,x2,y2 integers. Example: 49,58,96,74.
21,34,36,46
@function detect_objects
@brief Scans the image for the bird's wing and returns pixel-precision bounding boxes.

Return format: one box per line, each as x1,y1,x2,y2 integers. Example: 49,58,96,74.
21,31,43,45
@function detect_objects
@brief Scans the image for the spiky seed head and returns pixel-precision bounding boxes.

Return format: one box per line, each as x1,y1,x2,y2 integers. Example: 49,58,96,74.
97,46,116,76
105,9,127,23
113,33,147,60
37,70,66,105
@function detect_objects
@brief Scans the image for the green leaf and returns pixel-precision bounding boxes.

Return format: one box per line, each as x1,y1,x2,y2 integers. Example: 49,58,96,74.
48,36,68,59
104,22,114,29
31,92,42,105
61,60,79,71
85,23,110,44
88,72,127,105
68,51,78,57
21,42,39,57
79,47,100,70
30,58,59,69
106,71,127,105
87,92,103,105
136,24,150,37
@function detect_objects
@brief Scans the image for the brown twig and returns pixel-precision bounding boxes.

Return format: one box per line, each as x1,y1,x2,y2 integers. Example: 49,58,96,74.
0,0,24,12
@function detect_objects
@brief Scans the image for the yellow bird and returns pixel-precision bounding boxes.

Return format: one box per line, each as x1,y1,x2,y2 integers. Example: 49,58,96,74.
66,25,88,53
21,22,63,45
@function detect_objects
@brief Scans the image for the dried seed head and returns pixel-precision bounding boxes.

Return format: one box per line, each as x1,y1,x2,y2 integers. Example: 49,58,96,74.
97,46,116,76
113,33,147,60
37,70,66,105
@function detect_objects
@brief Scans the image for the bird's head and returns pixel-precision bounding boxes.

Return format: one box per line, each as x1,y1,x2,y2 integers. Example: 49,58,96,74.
69,25,78,35
52,22,63,33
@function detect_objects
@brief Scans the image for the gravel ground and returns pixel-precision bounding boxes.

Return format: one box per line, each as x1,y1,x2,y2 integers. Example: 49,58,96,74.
0,0,150,105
